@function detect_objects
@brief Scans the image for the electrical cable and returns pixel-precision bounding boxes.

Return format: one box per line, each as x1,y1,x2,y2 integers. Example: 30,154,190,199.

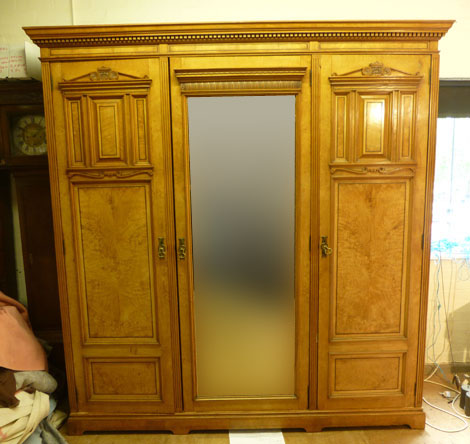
439,255,456,365
425,365,439,381
424,379,459,392
426,256,444,365
451,394,470,419
423,396,468,433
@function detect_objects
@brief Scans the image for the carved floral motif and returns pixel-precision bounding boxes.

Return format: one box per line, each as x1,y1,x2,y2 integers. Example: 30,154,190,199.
89,67,119,81
361,62,392,76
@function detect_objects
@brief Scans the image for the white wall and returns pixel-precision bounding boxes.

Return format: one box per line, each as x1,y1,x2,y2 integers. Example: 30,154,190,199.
0,0,469,78
426,259,470,364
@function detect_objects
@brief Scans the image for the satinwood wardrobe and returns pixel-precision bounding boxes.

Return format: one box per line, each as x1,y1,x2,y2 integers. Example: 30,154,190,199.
24,21,453,434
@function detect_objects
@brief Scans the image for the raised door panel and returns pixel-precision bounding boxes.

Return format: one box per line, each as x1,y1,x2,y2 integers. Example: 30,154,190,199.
317,55,430,410
72,182,155,342
49,59,179,414
89,96,127,165
170,55,312,412
333,180,409,338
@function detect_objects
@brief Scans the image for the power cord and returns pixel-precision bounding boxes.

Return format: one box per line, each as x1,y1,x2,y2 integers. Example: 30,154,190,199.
423,396,468,433
423,369,470,433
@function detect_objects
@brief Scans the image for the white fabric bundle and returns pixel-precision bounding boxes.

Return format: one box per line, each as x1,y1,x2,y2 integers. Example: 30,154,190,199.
0,391,49,443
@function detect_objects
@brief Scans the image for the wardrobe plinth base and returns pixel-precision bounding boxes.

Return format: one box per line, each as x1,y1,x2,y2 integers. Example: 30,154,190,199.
65,409,425,435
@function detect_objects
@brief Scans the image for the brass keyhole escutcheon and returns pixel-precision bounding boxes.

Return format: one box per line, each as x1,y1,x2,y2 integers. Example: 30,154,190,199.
178,238,186,260
321,236,333,257
158,238,166,259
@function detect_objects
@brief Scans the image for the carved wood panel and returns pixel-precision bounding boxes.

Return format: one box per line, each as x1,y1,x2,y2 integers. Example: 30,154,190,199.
60,69,152,168
333,180,409,338
330,62,422,163
72,182,156,342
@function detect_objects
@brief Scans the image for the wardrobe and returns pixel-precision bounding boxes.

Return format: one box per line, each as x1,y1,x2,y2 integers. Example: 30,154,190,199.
24,21,453,434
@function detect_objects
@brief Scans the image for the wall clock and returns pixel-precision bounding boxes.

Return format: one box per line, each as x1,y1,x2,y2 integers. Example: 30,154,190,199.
11,114,47,156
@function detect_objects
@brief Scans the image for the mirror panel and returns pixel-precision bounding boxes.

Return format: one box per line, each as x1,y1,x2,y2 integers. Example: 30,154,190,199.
187,96,296,398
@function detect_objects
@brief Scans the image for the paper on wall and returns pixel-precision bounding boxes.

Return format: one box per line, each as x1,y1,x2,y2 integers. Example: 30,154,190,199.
0,46,9,78
8,47,27,78
0,46,29,78
25,41,41,80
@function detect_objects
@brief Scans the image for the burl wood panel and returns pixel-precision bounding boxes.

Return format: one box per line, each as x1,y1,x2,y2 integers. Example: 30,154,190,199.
333,355,401,393
335,181,408,336
89,360,161,397
76,184,155,339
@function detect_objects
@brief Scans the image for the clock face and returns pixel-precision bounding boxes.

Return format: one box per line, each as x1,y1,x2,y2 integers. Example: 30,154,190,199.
12,114,47,156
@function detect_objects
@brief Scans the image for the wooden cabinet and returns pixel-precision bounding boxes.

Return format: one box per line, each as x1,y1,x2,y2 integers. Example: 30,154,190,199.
24,21,453,435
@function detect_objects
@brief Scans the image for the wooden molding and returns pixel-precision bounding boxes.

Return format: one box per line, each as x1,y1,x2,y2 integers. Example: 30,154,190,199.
24,21,454,48
329,164,416,176
175,68,306,95
66,167,153,179
329,70,423,88
59,78,152,94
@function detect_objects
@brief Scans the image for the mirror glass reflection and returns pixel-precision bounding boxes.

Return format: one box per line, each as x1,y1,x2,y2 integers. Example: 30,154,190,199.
188,95,296,397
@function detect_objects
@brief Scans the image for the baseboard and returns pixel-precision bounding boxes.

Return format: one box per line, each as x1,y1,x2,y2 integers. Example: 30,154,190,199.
425,362,470,376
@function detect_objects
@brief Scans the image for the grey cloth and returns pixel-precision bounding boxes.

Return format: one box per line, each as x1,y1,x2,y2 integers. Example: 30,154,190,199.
23,419,68,444
14,371,58,394
24,396,68,444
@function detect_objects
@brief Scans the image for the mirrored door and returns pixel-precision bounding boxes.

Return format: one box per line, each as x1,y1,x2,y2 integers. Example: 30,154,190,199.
170,56,312,411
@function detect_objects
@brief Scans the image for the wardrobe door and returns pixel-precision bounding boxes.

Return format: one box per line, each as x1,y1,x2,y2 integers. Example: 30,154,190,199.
48,59,179,414
317,56,431,410
170,56,312,412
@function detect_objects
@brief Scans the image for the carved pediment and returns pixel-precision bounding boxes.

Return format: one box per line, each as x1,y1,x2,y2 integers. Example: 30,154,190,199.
64,66,149,82
59,66,152,93
332,62,420,78
329,62,422,87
